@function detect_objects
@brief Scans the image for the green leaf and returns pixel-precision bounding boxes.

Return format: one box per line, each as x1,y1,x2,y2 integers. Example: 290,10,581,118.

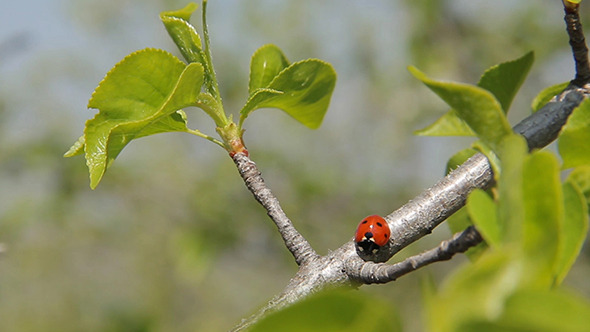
497,134,528,244
240,59,336,129
415,109,475,136
250,290,402,332
429,251,521,332
567,165,590,209
521,151,561,286
160,2,205,65
249,44,289,95
72,48,204,189
415,52,533,137
64,135,85,157
446,148,478,175
409,66,512,151
467,189,501,248
500,289,590,332
531,81,569,112
558,97,590,168
554,182,589,285
477,51,534,113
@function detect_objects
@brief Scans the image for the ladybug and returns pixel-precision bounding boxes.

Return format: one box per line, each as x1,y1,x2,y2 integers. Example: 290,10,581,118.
355,215,390,254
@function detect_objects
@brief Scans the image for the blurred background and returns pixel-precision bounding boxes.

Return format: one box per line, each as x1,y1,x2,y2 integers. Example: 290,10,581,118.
0,0,588,331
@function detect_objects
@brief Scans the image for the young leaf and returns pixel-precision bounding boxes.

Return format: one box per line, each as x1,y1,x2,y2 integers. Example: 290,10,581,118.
558,97,590,168
467,189,501,248
531,81,569,112
477,51,534,112
64,135,85,157
160,2,205,65
428,251,520,332
250,290,402,332
249,44,289,95
500,289,590,332
567,165,590,209
415,109,475,136
415,52,533,137
521,151,561,286
71,48,204,188
240,59,336,129
409,66,512,152
497,134,528,244
446,148,478,174
553,182,589,285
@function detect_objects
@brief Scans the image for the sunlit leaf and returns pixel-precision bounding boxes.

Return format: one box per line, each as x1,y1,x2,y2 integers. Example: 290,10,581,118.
160,2,205,65
467,189,500,248
558,97,590,168
446,148,478,175
428,251,521,332
500,289,590,332
64,135,85,157
250,290,401,332
68,48,204,189
240,59,336,129
415,109,475,136
497,134,528,244
249,44,289,95
415,52,533,137
531,81,569,112
553,182,588,285
567,165,590,210
521,151,561,287
409,66,512,151
477,51,534,112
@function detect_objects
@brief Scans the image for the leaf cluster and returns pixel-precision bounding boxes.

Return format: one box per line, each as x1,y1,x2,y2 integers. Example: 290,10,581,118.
65,2,336,189
410,53,590,331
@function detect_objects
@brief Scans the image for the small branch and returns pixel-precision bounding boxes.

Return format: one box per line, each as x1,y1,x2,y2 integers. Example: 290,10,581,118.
232,153,319,265
563,0,590,86
348,227,483,284
514,86,587,150
371,85,588,264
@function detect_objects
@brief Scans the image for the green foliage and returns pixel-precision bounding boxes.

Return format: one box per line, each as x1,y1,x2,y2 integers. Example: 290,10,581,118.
66,2,336,188
559,98,590,168
251,290,402,332
409,67,512,152
425,132,590,331
240,54,336,129
567,165,590,210
467,189,500,248
531,81,569,112
415,52,533,137
65,49,204,189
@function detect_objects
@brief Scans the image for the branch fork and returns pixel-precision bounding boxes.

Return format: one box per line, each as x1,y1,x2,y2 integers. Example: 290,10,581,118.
229,2,590,330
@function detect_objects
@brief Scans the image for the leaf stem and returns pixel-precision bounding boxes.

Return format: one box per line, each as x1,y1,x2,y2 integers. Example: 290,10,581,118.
201,0,222,102
186,128,225,147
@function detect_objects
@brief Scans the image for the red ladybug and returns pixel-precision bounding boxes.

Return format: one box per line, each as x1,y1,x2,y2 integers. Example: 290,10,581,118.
355,215,390,254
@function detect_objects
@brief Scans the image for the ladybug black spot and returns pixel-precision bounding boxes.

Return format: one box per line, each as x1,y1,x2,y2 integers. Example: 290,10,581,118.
376,222,383,227
361,220,368,224
364,232,373,239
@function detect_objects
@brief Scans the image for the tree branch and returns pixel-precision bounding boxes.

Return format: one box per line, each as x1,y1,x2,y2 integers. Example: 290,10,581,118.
231,153,319,266
231,3,590,329
348,226,483,284
563,0,590,86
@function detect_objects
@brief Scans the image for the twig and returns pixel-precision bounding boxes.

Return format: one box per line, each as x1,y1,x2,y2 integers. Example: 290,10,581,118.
231,86,588,331
230,4,590,329
231,153,319,266
563,0,590,86
349,226,483,284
